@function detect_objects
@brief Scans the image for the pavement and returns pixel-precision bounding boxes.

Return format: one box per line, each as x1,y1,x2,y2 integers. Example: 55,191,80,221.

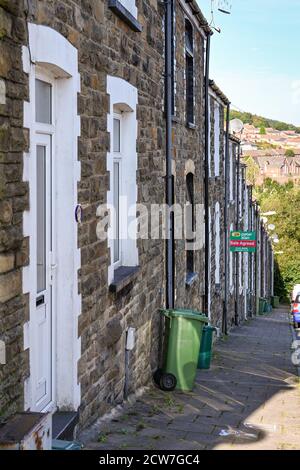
81,306,300,450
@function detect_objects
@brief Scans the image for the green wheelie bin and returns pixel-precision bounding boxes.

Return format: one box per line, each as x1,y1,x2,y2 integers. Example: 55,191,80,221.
263,298,270,313
271,296,279,308
259,297,265,315
197,325,217,369
161,309,207,391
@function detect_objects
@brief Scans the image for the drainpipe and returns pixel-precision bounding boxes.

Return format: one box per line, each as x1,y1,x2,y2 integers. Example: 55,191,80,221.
271,243,274,296
223,103,230,334
204,32,212,316
260,223,264,297
256,206,262,311
234,141,241,325
165,0,174,309
249,186,253,317
255,203,259,312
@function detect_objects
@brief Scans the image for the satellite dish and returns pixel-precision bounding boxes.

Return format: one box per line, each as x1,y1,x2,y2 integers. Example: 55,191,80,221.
271,234,279,244
230,118,244,134
261,217,268,224
268,224,275,231
218,0,232,14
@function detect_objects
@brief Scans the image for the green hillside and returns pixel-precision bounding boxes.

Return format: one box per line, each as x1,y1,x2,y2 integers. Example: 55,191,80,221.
255,180,300,301
230,110,300,134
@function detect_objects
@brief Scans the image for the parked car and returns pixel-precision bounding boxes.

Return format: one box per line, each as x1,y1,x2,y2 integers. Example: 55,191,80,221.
291,284,300,302
291,293,300,329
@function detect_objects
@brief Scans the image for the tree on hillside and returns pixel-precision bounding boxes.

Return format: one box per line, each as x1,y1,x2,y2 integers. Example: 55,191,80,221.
285,149,295,157
229,110,300,133
256,141,278,150
255,180,300,301
259,126,266,135
243,156,260,185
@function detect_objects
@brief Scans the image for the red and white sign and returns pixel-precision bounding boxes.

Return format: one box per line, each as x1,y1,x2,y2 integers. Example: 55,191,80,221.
230,240,257,248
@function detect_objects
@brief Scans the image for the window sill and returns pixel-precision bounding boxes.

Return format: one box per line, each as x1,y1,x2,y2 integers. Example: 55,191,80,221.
186,122,196,130
108,0,142,32
171,115,180,123
186,272,198,288
109,265,140,293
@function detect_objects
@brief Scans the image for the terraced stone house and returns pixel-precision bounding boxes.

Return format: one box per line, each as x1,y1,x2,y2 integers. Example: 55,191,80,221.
0,0,274,442
0,0,210,435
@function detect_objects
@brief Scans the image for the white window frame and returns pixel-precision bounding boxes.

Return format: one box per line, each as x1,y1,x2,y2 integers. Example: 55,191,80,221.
208,207,212,320
239,253,242,290
229,223,234,291
185,18,194,125
120,0,137,18
112,112,122,269
214,102,220,177
107,76,138,285
208,96,211,177
229,142,233,201
239,170,243,219
215,202,220,284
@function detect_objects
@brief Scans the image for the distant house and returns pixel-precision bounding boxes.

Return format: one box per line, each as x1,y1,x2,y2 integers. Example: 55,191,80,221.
241,141,258,151
242,150,300,184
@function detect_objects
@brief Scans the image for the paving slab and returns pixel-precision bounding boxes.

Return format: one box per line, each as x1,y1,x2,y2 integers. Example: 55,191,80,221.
81,307,300,450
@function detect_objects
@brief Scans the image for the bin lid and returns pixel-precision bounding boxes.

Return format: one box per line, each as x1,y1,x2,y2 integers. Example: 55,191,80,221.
203,325,217,332
161,309,208,322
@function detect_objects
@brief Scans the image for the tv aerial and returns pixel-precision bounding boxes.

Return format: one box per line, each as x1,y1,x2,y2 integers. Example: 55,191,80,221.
209,1,232,34
218,0,232,15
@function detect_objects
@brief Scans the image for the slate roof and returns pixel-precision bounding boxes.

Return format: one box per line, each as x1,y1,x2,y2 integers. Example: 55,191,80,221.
185,0,212,34
243,149,300,158
209,79,230,105
246,155,300,170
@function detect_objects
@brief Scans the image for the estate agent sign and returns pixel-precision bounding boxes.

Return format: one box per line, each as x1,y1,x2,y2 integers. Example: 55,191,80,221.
230,231,257,253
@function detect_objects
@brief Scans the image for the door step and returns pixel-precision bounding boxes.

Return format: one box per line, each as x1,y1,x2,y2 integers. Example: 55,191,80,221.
52,411,78,441
52,438,82,450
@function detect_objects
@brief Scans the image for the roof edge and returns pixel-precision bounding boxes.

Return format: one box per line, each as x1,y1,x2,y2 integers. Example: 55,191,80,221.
229,133,241,144
184,0,213,35
209,79,230,105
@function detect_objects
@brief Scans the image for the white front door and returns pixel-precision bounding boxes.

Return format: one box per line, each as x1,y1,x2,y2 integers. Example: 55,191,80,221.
33,76,56,412
34,134,54,411
24,25,81,414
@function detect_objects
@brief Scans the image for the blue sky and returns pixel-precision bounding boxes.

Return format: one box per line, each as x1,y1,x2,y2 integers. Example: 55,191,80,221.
199,0,300,125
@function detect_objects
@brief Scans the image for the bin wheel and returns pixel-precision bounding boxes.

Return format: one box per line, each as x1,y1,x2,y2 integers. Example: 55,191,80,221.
159,373,177,392
153,368,163,386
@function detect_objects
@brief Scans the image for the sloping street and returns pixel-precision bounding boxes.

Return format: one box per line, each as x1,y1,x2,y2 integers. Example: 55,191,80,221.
82,307,300,450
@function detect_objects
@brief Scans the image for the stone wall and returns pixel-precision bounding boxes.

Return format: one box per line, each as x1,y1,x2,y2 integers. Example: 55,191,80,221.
0,0,207,430
0,0,271,433
172,1,205,312
0,0,166,427
208,93,226,328
0,0,29,420
227,139,238,328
